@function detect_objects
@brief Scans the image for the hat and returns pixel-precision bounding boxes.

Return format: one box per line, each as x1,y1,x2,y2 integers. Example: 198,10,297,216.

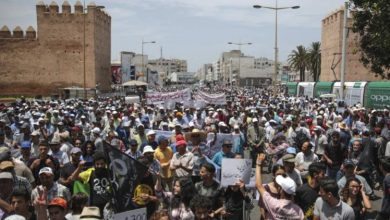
0,172,13,180
338,122,347,130
176,140,187,147
314,126,323,131
142,145,154,155
39,167,54,176
233,124,240,129
70,147,82,154
286,147,297,155
4,215,26,220
20,141,31,149
49,138,60,145
176,112,183,117
343,159,356,167
31,130,40,136
218,121,227,127
146,130,156,136
252,118,258,123
129,139,138,146
275,175,296,195
269,119,277,124
48,197,67,210
92,127,101,134
79,206,101,220
80,115,86,119
157,136,168,143
282,154,296,163
222,140,233,147
176,134,185,142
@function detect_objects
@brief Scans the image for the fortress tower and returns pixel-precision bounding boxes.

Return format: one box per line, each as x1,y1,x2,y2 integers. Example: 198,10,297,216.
320,6,377,82
0,1,111,96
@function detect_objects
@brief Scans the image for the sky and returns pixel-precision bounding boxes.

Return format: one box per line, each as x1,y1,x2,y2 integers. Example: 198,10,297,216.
0,0,344,72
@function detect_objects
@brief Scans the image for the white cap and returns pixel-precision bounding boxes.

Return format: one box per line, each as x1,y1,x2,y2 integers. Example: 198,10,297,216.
92,127,101,134
275,175,296,195
218,121,227,127
233,124,239,129
142,145,154,154
80,115,86,119
252,118,258,123
146,130,156,136
5,215,26,220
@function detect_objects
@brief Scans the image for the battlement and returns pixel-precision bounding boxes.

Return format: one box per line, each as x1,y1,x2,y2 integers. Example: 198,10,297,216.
321,5,354,26
36,0,110,22
0,25,36,39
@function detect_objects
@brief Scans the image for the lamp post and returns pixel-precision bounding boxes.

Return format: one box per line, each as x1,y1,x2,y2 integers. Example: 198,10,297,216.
227,42,252,89
141,40,156,84
83,0,104,100
253,1,299,96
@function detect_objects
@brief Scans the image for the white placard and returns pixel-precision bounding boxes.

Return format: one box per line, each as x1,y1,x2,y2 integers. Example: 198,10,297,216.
221,159,252,187
114,208,147,220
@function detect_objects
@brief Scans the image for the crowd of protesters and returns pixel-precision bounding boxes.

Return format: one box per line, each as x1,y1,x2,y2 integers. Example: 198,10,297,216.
0,86,389,220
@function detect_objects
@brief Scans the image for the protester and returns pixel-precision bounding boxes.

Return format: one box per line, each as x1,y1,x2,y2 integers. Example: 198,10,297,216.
340,177,371,219
313,177,355,219
256,153,304,219
170,140,194,178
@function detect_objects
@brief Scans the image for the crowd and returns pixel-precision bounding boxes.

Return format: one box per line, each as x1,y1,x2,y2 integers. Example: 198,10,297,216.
0,86,389,220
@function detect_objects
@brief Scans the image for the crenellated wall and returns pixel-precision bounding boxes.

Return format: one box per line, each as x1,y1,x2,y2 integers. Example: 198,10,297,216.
0,1,111,96
320,6,378,82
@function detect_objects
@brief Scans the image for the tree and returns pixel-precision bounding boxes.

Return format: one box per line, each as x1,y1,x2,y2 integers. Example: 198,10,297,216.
307,42,321,81
350,0,390,78
288,45,307,81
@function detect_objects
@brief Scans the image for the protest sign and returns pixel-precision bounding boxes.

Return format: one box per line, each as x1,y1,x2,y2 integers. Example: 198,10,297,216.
221,158,252,187
207,133,233,158
114,208,147,220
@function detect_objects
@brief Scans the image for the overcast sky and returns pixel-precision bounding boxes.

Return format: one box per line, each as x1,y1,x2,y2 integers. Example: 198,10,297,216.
0,0,344,71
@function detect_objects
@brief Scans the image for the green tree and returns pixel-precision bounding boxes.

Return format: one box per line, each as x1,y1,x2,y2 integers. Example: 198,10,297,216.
307,42,321,81
350,0,390,78
288,45,307,81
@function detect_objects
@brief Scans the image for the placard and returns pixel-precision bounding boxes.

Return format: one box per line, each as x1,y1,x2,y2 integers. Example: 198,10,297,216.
221,158,252,187
114,208,147,220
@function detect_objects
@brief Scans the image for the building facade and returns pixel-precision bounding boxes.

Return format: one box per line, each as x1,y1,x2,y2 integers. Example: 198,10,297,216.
320,6,377,82
0,1,111,96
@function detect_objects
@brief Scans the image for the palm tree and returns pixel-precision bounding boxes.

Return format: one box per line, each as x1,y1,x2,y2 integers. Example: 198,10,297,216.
307,42,321,81
288,45,307,81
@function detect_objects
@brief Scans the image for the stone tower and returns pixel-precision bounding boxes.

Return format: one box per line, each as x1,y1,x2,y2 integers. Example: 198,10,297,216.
320,6,377,82
0,1,111,96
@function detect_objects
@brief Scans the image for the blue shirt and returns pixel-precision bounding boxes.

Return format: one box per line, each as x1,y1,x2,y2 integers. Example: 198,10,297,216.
212,151,235,167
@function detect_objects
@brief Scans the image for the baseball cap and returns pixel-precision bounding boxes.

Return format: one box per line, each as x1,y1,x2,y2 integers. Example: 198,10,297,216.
70,147,82,154
286,147,297,155
79,206,101,220
142,145,154,155
129,139,138,146
48,197,67,210
39,167,54,176
252,118,258,123
20,141,31,149
275,175,296,195
0,172,13,180
4,215,26,220
282,154,296,163
176,140,187,147
92,127,101,134
146,130,156,136
343,159,356,167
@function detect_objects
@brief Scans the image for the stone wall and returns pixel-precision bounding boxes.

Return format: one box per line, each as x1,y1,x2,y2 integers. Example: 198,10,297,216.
0,1,111,96
320,6,378,82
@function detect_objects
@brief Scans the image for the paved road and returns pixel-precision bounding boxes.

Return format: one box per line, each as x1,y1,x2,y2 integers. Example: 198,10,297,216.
243,151,383,220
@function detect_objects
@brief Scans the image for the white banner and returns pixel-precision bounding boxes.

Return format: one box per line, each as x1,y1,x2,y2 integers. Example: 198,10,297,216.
114,208,147,220
194,91,227,105
146,89,191,104
221,158,252,187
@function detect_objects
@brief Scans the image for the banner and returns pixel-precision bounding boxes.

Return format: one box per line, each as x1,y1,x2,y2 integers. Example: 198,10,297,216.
146,89,191,105
193,91,227,105
111,66,122,84
221,158,252,187
103,142,148,212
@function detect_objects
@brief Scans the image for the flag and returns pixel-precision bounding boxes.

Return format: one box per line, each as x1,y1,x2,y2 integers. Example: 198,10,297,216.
103,141,148,212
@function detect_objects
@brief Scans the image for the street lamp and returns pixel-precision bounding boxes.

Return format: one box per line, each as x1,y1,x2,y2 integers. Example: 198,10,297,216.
227,42,252,89
253,1,299,96
141,40,156,84
83,0,105,100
